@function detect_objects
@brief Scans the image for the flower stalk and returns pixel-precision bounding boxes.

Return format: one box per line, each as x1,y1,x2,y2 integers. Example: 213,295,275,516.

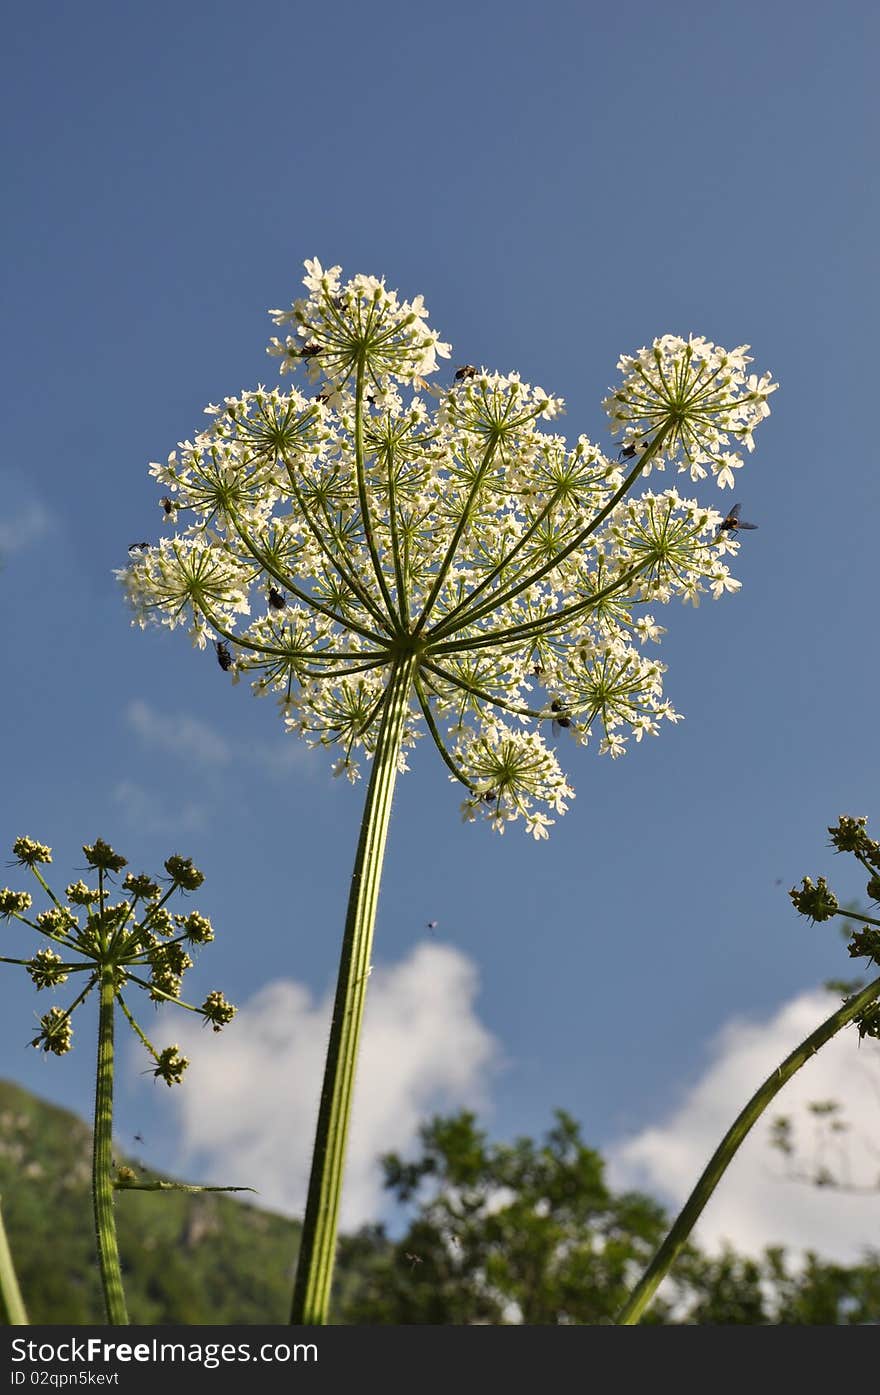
291,653,418,1324
93,966,129,1325
0,1198,28,1325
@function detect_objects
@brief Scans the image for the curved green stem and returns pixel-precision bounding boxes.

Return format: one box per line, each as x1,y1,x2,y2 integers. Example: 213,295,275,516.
0,1197,28,1324
428,558,650,658
353,366,399,629
617,973,880,1325
428,428,668,643
421,657,547,721
414,674,476,790
290,653,418,1325
429,490,559,637
92,968,129,1325
385,449,409,628
412,436,500,635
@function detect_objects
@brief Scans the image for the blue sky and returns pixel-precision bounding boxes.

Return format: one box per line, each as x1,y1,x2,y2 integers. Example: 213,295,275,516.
2,1,878,1256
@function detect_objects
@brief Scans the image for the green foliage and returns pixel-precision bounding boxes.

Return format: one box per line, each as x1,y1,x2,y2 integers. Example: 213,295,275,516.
345,1109,674,1324
675,1246,880,1324
343,1109,880,1326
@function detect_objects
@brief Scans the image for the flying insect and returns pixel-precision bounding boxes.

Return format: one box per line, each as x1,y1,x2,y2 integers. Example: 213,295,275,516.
715,503,758,539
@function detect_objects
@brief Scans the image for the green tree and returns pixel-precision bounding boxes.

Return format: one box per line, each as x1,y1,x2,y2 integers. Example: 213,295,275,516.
341,1110,880,1325
344,1110,673,1324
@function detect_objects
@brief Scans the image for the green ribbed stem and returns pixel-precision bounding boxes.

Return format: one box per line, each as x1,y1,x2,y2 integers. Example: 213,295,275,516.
291,654,418,1325
0,1196,28,1324
617,974,880,1325
93,968,129,1325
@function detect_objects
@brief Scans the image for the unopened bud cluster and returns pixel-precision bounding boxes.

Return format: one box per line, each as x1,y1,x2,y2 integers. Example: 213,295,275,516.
0,836,236,1079
791,814,880,1041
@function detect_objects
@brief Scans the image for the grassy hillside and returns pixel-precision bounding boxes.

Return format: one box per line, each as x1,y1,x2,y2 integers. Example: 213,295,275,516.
0,1078,371,1324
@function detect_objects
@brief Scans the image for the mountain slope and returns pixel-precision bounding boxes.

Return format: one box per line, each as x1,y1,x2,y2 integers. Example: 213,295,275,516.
0,1078,333,1324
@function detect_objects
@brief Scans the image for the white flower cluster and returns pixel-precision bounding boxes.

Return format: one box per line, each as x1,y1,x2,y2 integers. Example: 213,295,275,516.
267,257,451,393
120,261,777,836
604,335,777,489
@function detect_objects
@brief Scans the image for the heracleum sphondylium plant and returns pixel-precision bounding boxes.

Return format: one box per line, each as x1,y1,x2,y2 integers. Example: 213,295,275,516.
119,258,777,1323
0,836,236,1324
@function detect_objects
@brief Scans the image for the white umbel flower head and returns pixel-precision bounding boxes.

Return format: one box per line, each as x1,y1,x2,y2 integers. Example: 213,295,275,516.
119,261,777,834
603,334,778,488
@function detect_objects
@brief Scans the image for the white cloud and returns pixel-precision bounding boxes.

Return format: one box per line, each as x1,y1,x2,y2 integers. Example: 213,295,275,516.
124,698,317,778
0,501,52,554
247,737,319,779
608,990,880,1263
164,944,498,1225
126,699,231,767
112,779,208,835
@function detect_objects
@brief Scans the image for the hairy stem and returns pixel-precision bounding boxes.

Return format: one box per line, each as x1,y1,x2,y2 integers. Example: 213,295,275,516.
617,974,880,1325
92,968,129,1325
290,653,417,1324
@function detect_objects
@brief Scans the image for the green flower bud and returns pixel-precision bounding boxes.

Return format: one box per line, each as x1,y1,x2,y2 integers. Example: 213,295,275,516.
66,880,98,905
789,876,838,923
123,872,161,900
0,888,32,918
82,839,128,874
164,855,204,891
175,910,214,944
847,927,880,966
12,837,52,867
27,949,69,990
201,990,236,1032
31,1006,73,1055
153,1044,188,1086
36,906,78,939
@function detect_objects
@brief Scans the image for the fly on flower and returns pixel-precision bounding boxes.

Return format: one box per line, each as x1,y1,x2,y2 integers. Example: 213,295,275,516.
159,496,177,518
715,503,758,540
454,364,477,381
618,439,648,462
215,641,234,672
267,585,286,611
550,699,575,739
